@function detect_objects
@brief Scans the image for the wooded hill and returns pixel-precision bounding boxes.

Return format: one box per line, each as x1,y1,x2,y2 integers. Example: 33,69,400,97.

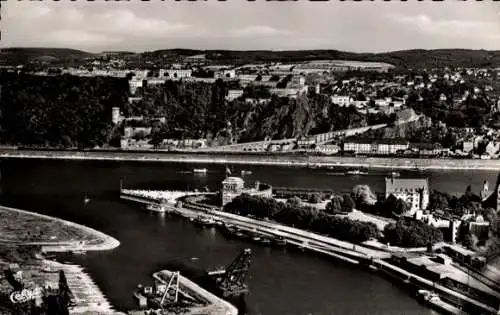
3,47,500,69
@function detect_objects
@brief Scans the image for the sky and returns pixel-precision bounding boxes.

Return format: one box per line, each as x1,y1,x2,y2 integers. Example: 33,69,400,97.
1,1,500,53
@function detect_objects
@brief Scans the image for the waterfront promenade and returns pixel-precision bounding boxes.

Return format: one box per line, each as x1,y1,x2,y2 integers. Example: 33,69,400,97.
3,148,500,170
122,189,500,315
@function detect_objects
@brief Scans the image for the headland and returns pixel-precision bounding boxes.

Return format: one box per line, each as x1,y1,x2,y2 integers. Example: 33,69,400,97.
0,205,122,314
1,148,500,171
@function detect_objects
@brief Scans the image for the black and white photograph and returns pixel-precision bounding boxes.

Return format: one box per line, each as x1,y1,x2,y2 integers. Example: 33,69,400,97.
0,0,500,314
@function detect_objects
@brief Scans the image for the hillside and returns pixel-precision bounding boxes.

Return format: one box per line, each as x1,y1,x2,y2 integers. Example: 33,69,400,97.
0,47,94,66
2,47,500,69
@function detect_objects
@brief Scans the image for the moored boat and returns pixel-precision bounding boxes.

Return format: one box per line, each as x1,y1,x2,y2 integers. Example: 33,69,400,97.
346,169,369,175
193,168,208,174
146,203,167,213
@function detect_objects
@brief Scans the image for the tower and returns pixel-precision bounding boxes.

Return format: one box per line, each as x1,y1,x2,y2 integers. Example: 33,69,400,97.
112,107,121,125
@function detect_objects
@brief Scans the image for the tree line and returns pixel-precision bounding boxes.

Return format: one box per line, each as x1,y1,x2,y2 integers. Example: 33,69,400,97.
223,194,379,243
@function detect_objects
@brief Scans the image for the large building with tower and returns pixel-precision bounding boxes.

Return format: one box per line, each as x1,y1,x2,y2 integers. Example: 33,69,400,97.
221,177,272,206
385,177,430,212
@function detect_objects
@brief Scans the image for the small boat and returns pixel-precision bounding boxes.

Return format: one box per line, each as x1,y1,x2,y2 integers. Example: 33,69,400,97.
207,266,226,277
190,257,199,261
146,204,166,213
193,168,208,174
273,237,287,247
390,171,401,177
346,169,368,175
252,235,261,242
368,264,379,272
84,196,91,205
240,170,252,176
260,238,272,246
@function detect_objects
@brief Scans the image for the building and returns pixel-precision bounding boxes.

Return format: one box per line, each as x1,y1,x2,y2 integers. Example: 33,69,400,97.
215,69,236,79
343,139,409,155
221,177,272,206
160,69,192,79
482,172,500,211
315,144,340,155
385,177,430,212
226,90,244,101
112,107,121,125
123,127,152,139
129,78,144,93
331,95,353,107
414,211,461,243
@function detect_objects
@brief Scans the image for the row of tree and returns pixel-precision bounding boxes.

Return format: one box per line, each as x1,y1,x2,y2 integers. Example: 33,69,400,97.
223,194,379,243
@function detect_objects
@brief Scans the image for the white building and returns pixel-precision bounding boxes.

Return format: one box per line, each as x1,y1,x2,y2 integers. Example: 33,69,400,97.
385,177,430,213
331,95,353,107
226,90,244,101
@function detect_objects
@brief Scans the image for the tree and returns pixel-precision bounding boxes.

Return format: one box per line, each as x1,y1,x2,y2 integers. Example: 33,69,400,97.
429,190,450,211
351,185,377,207
325,195,343,214
462,233,475,249
484,208,498,223
384,219,443,248
287,196,302,208
308,193,322,204
341,194,355,213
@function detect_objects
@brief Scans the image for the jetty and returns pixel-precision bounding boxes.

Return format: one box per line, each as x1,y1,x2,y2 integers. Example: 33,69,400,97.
42,260,118,314
129,270,237,315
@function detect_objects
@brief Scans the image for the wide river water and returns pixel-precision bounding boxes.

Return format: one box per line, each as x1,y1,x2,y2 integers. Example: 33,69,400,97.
0,159,497,315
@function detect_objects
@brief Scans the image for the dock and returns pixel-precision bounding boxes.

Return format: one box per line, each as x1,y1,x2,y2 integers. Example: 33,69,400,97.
42,260,118,314
129,270,237,315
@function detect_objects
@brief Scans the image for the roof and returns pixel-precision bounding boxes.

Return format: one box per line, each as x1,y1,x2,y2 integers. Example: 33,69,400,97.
344,138,410,145
385,177,429,193
222,177,245,185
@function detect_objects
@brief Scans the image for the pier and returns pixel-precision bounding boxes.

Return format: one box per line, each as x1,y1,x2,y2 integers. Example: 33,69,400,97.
42,260,120,314
129,269,237,315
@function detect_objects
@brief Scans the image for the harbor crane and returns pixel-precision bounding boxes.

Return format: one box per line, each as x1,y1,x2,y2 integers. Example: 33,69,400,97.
215,248,252,298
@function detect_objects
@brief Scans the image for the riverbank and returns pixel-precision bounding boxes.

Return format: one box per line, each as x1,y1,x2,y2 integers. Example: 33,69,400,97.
1,148,500,170
0,205,120,252
121,189,500,315
0,205,122,314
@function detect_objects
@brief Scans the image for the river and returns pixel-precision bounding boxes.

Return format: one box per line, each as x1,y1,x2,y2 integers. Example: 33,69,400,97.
0,159,496,314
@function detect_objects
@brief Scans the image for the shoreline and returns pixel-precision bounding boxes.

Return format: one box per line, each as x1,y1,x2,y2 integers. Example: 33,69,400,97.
0,205,122,314
2,149,500,170
121,189,499,315
0,205,120,252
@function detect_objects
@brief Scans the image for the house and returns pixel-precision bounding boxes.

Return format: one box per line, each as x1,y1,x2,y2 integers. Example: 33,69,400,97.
215,69,236,79
385,177,430,212
226,90,244,101
463,141,474,153
160,69,192,79
331,95,353,107
297,137,316,148
124,127,152,139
